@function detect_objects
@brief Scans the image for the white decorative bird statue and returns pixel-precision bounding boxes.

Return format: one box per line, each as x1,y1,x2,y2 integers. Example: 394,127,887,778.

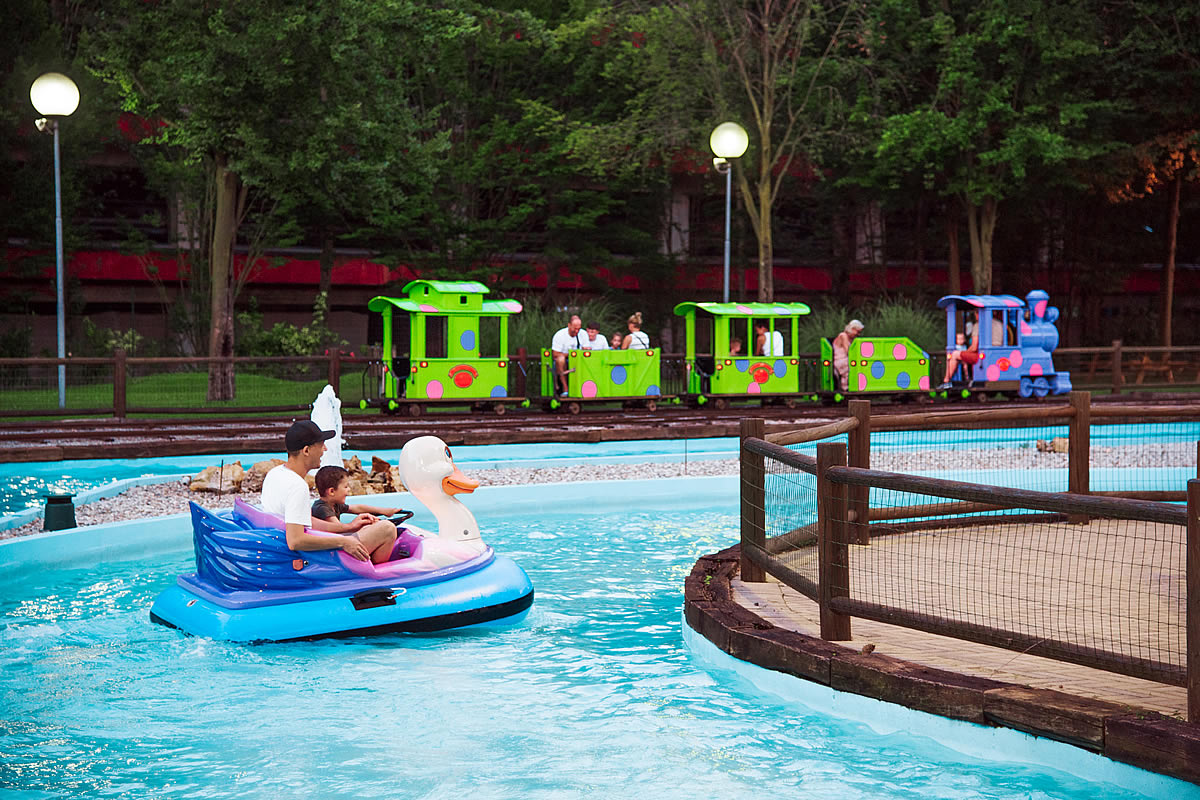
397,435,487,566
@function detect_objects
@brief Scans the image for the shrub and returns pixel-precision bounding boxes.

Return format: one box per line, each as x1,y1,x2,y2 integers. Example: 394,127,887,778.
237,292,347,357
796,298,943,355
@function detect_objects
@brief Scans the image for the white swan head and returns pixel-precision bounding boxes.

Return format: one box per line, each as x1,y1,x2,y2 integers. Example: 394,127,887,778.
398,436,482,548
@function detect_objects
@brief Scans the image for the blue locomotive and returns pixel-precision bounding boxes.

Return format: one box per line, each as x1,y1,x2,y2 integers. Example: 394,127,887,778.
936,290,1071,397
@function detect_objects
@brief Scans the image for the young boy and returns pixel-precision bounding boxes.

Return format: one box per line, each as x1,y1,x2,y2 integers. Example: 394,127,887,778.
312,465,405,529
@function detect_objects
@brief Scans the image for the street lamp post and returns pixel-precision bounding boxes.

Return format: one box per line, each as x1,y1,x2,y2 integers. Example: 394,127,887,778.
30,72,80,409
709,122,748,303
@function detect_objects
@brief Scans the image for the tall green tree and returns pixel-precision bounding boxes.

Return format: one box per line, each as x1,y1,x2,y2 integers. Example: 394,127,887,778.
1095,1,1200,346
864,0,1112,295
83,0,441,398
565,0,863,302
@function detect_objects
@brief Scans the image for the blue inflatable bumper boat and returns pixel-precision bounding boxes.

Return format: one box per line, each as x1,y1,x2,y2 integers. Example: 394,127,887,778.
151,437,534,642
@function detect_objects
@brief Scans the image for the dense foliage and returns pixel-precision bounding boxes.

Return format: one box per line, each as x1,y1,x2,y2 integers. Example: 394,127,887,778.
3,0,1198,358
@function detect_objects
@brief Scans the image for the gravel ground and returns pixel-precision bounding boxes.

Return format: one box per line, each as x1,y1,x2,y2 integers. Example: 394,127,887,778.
1,442,1190,541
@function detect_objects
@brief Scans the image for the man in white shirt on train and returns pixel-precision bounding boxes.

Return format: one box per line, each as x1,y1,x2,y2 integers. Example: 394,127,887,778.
551,315,584,395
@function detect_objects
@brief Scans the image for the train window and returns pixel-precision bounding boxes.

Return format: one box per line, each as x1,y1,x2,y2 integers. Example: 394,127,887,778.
695,316,713,355
425,316,447,359
771,318,791,356
390,313,410,358
478,316,501,358
732,318,751,354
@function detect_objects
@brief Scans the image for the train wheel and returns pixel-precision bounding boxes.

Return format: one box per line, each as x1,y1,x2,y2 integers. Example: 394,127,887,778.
493,402,507,416
713,397,730,411
645,399,658,412
784,397,798,409
1033,377,1051,398
407,403,422,417
567,401,582,415
1018,377,1034,398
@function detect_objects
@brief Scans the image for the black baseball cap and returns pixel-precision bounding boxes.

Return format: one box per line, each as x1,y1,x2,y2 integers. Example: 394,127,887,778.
286,420,336,452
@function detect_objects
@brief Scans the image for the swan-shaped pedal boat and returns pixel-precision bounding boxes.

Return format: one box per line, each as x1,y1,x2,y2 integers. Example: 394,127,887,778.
150,436,533,642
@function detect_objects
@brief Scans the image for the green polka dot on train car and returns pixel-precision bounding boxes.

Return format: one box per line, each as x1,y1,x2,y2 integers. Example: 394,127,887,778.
611,365,627,385
773,360,786,378
896,372,911,389
490,385,507,397
460,330,475,350
735,360,749,372
871,360,885,380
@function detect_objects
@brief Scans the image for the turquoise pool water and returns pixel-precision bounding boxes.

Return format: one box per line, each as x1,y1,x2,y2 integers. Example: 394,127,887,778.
0,481,1189,799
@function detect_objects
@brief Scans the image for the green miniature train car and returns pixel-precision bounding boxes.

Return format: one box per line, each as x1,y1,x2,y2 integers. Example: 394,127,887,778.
673,301,812,407
819,336,931,396
364,280,523,415
539,347,664,413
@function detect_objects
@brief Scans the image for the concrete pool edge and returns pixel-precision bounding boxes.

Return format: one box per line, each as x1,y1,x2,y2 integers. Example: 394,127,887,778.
683,545,1200,788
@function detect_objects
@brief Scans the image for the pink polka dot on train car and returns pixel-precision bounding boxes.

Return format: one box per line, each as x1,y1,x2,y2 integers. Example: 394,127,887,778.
426,380,444,399
503,300,522,312
1029,363,1043,376
581,380,597,398
736,304,753,314
919,375,930,391
419,304,438,312
966,298,983,307
747,382,761,394
857,373,867,391
1009,349,1023,368
1034,300,1047,317
1004,298,1021,307
860,341,874,358
892,343,907,361
1020,321,1032,335
987,364,1000,382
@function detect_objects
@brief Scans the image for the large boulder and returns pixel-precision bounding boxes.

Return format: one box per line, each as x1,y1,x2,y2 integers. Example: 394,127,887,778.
189,462,245,493
242,459,284,492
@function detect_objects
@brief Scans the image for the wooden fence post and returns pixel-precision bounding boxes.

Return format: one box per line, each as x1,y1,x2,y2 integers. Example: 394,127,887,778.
113,348,126,419
847,399,871,545
1188,479,1199,722
327,348,341,390
740,418,766,583
1111,339,1123,395
817,442,852,640
1068,391,1091,524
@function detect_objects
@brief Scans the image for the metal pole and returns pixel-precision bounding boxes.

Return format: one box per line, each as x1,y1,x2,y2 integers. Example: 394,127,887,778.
53,121,66,408
722,163,732,303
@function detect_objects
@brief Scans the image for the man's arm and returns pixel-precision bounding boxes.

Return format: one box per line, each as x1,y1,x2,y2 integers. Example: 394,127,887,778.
284,522,369,560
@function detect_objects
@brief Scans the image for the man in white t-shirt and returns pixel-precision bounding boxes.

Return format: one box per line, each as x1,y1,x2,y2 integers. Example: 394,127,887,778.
580,321,610,351
260,420,397,563
550,315,584,395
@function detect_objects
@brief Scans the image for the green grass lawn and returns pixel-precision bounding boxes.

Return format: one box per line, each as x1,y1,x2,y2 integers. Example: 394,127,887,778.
0,369,370,413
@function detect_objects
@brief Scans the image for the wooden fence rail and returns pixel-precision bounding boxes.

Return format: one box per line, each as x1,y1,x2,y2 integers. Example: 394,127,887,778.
739,411,1200,718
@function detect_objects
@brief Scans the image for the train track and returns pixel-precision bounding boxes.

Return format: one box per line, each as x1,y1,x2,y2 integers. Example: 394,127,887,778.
0,392,1188,463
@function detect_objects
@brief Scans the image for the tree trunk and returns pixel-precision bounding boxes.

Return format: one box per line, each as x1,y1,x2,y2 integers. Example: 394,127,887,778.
946,206,961,295
758,184,774,301
207,155,238,402
319,227,335,299
915,195,927,295
965,198,997,295
1161,174,1180,347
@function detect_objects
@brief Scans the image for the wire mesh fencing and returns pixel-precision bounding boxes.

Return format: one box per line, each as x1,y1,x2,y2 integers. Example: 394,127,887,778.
0,358,114,414
741,427,1193,691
